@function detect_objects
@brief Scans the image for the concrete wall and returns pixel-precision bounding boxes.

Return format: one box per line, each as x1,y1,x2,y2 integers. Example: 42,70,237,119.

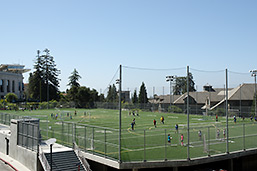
9,119,38,171
0,126,10,154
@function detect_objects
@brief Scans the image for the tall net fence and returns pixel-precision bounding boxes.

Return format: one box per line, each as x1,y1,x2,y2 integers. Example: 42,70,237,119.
0,65,257,163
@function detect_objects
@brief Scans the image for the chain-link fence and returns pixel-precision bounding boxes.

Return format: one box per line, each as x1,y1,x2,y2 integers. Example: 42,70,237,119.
0,112,24,125
37,119,257,162
17,119,40,152
1,111,257,162
40,121,119,161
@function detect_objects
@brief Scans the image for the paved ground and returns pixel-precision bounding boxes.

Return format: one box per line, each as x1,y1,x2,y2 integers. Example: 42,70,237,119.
0,159,15,171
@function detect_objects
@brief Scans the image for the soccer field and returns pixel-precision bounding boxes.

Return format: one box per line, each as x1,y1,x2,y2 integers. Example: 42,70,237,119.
2,108,257,162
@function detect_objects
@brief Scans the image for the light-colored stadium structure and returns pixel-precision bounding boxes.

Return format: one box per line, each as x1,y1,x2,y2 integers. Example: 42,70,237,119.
0,64,30,100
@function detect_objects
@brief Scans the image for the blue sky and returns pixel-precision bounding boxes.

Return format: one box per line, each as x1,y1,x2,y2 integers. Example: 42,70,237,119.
1,0,257,96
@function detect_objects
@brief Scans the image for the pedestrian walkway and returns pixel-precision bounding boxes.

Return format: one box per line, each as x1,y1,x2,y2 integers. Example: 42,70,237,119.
0,152,31,171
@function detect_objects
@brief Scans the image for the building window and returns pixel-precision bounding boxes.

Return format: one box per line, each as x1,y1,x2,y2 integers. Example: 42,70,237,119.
18,82,21,91
0,80,3,92
7,80,10,92
12,80,15,92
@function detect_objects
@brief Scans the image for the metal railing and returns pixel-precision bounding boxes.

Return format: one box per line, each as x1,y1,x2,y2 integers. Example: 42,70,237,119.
73,142,91,171
39,147,51,171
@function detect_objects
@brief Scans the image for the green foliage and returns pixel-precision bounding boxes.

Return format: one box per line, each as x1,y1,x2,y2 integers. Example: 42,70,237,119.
67,68,81,88
131,89,138,104
5,93,18,103
174,72,196,95
168,105,183,113
38,100,58,109
106,84,118,102
138,82,148,104
213,107,225,116
5,103,18,110
28,49,60,101
66,86,99,108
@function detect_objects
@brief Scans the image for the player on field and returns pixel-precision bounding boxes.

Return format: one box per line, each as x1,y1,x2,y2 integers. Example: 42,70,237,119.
168,134,172,144
153,119,157,128
131,121,135,130
198,130,202,141
160,116,164,124
223,128,226,140
216,129,220,139
175,124,178,133
181,134,184,146
234,116,237,123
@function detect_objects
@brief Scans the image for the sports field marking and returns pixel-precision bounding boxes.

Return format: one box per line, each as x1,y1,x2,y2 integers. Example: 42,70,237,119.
95,130,113,134
147,114,156,117
191,118,204,121
127,127,144,136
167,116,178,119
148,126,155,130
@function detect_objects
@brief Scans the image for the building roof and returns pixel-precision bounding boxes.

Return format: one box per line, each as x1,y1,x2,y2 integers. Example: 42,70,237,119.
150,83,256,110
0,64,30,74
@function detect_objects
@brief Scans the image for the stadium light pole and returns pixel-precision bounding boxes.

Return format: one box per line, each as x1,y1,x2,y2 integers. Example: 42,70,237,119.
226,69,229,153
166,75,175,112
250,70,257,116
187,66,190,160
116,64,122,163
43,48,50,109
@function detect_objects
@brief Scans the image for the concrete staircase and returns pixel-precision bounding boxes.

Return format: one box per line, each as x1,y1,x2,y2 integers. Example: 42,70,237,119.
44,150,85,171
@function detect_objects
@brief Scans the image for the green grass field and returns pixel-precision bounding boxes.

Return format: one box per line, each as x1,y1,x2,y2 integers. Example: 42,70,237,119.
2,108,257,162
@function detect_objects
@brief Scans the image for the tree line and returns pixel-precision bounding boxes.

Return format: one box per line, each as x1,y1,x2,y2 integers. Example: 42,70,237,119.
24,48,196,108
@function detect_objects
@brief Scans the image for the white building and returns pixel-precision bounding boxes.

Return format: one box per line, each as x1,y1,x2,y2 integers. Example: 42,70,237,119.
0,64,30,100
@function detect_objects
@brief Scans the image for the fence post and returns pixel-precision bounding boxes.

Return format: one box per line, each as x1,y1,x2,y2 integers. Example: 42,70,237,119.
243,124,245,151
74,123,77,144
46,115,49,139
61,121,64,145
208,127,210,157
92,127,94,155
68,123,70,145
32,124,34,151
71,122,74,144
144,129,146,162
165,129,167,161
104,129,106,158
84,126,87,151
26,123,29,149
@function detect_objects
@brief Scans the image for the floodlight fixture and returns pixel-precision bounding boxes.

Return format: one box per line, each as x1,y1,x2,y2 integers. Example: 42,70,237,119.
250,70,257,77
166,75,176,111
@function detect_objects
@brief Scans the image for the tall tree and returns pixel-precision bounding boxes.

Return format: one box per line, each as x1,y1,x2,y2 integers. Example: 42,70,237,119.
138,82,148,104
28,50,43,101
132,89,138,104
67,69,81,88
106,84,118,102
174,72,196,95
28,49,60,101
